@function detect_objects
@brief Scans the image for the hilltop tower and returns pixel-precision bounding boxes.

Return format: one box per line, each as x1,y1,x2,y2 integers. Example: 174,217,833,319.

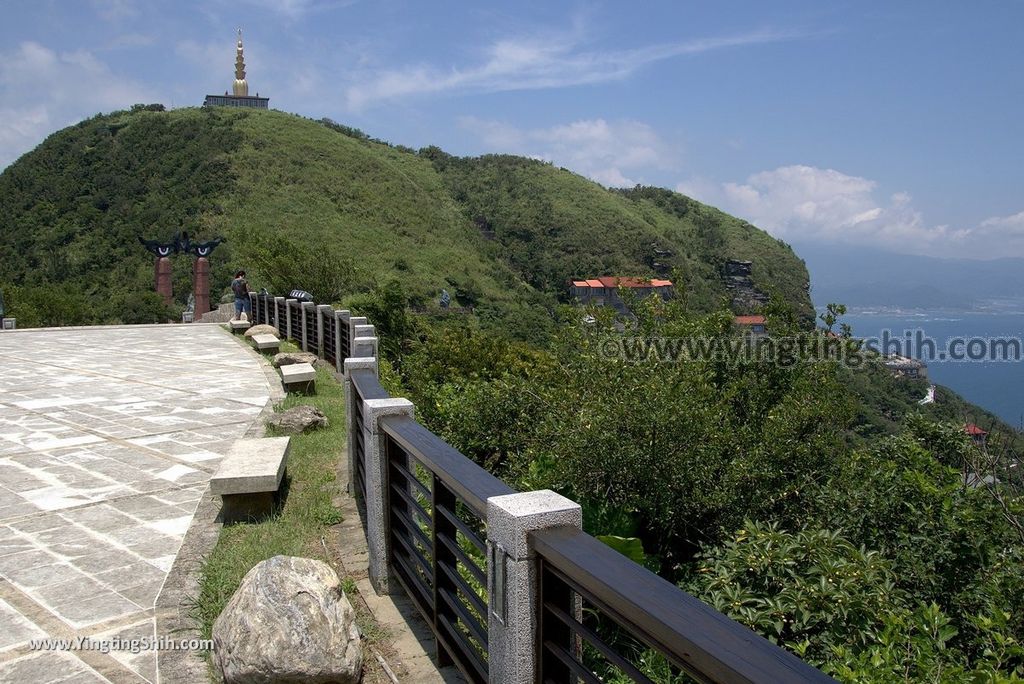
233,29,248,97
204,29,269,109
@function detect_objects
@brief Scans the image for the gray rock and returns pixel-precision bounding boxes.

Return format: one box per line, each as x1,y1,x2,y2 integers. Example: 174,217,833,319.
272,351,318,368
212,556,362,684
266,405,328,434
244,324,279,338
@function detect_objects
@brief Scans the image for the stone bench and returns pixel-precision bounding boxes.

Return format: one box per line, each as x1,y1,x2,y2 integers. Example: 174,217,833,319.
229,319,251,333
281,362,316,392
210,437,291,523
251,334,280,353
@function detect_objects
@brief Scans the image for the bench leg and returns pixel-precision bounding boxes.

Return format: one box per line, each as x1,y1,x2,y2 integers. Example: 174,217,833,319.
220,491,276,523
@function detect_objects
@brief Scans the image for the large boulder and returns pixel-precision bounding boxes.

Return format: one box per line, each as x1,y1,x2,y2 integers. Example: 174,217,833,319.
212,556,362,684
267,405,328,434
272,352,318,368
244,324,279,338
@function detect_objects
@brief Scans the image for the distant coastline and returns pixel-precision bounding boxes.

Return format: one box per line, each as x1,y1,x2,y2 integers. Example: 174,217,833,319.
841,297,1024,318
835,307,1024,428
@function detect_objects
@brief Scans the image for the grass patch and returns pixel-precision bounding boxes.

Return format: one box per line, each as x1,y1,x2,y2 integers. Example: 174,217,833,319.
191,353,346,639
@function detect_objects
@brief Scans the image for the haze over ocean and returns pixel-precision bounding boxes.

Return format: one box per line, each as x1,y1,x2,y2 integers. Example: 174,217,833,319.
841,310,1024,428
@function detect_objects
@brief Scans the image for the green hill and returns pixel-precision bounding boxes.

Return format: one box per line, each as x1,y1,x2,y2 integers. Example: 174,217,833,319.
0,106,811,336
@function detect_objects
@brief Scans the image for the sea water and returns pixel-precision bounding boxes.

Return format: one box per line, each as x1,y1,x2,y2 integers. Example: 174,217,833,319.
838,310,1024,428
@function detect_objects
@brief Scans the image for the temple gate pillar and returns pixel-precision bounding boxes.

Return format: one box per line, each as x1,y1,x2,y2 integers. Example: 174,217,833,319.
193,257,210,319
155,256,172,306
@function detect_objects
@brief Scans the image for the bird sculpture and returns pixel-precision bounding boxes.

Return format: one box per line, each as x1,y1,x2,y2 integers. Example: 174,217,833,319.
137,236,176,258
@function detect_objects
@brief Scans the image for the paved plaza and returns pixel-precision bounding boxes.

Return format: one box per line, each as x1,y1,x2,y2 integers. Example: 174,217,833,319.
0,325,271,683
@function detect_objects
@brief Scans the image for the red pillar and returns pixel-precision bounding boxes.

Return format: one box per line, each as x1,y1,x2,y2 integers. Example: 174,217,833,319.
155,257,172,306
193,257,210,320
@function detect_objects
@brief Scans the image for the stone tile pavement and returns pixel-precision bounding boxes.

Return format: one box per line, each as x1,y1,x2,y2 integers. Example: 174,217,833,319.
0,325,271,683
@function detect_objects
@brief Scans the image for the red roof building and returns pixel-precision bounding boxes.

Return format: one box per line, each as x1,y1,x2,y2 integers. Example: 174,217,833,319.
734,314,767,335
569,277,673,314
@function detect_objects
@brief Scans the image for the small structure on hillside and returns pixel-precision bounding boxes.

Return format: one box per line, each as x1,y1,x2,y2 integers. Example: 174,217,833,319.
569,277,673,314
964,423,988,446
883,354,928,379
204,29,269,109
734,314,767,336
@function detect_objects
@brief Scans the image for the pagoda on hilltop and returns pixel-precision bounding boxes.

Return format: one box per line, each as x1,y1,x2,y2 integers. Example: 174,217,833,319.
204,29,269,109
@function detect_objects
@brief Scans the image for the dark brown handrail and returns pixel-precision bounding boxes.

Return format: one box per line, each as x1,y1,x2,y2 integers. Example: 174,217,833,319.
379,413,515,517
531,525,837,684
350,368,391,401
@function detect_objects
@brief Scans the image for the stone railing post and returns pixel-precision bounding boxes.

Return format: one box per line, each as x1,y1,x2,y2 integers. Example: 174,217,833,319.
348,316,367,349
316,304,333,359
486,490,582,684
353,323,375,340
301,302,316,351
334,310,350,371
273,297,285,336
285,299,297,341
351,322,377,361
343,357,378,497
351,336,378,360
362,396,414,594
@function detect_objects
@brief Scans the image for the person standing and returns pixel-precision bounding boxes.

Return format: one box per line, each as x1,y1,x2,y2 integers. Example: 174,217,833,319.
231,270,251,321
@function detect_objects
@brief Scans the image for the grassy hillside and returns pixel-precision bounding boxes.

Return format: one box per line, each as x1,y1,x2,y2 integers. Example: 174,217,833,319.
426,151,811,318
0,106,811,337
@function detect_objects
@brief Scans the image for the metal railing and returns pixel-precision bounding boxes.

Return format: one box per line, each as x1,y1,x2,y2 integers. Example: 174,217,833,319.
340,315,351,360
287,300,300,343
302,306,319,356
323,312,338,367
351,368,388,503
532,526,833,684
251,292,272,327
275,298,287,338
381,412,514,683
249,293,261,325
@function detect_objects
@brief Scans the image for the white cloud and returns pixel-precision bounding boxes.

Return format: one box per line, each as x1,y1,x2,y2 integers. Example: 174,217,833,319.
676,165,1024,258
346,27,804,109
979,210,1024,236
0,41,156,168
460,116,675,188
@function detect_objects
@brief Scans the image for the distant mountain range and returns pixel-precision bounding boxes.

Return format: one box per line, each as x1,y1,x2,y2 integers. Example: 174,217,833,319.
796,242,1024,311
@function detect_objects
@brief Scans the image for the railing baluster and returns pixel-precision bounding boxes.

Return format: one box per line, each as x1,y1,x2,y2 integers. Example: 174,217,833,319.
432,475,458,669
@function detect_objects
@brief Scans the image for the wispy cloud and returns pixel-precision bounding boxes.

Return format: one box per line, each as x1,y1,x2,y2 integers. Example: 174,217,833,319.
461,116,677,188
89,0,141,22
231,0,359,20
678,165,1024,259
346,27,805,109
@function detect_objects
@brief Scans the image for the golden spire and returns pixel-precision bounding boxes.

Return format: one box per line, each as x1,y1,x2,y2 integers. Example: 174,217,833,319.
232,28,248,97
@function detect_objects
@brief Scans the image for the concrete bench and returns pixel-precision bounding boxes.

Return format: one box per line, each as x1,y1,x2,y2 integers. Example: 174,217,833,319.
251,333,280,353
210,437,290,523
229,319,251,333
281,362,316,392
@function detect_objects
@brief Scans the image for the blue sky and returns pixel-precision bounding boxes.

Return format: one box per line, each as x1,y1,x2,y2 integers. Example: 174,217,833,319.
2,0,1023,258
